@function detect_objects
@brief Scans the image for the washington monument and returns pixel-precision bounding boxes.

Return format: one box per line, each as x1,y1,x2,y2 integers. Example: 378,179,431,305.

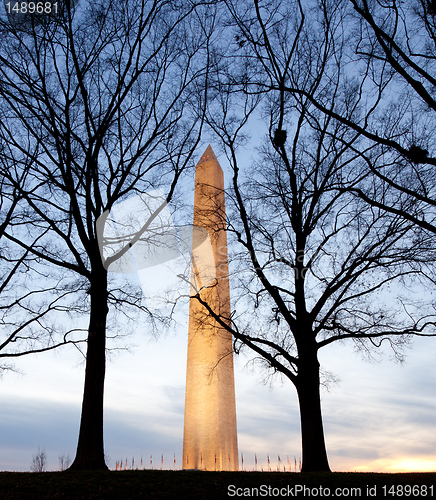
182,145,239,471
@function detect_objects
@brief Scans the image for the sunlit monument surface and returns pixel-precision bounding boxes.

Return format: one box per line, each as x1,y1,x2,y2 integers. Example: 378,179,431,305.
182,146,239,471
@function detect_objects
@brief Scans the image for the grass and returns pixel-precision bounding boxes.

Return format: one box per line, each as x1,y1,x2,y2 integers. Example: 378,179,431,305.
0,470,435,499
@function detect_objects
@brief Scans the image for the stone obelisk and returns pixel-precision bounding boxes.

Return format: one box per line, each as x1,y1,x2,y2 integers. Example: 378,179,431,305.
182,145,239,471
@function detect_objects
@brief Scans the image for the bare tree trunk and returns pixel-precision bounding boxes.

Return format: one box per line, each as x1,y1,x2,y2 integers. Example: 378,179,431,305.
69,268,108,471
296,349,331,473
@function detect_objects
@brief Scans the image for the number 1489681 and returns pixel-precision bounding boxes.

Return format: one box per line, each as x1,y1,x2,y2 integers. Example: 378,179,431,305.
5,2,58,14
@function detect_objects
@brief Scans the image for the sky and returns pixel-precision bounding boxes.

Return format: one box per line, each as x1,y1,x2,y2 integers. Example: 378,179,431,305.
1,149,436,474
2,300,436,473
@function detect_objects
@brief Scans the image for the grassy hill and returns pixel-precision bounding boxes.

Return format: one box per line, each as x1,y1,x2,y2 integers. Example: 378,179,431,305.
1,470,435,499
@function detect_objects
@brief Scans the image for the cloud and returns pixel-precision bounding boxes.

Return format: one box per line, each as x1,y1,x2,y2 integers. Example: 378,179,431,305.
2,318,436,472
0,395,186,471
0,398,80,471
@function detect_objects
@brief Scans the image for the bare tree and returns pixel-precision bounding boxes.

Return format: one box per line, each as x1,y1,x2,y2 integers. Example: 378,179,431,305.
31,447,48,472
267,0,436,237
0,187,87,376
0,0,216,470
339,0,436,235
59,453,71,471
188,0,436,472
0,150,82,374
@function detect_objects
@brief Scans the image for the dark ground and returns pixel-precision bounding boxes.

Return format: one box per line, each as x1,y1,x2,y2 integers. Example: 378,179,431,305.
0,470,435,499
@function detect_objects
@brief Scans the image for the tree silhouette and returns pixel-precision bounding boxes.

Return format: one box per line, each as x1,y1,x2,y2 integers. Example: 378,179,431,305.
274,0,436,237
0,0,215,469
0,141,85,375
191,0,436,472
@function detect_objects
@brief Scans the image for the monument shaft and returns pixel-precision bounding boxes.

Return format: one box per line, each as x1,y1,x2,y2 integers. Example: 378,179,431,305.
182,146,238,471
